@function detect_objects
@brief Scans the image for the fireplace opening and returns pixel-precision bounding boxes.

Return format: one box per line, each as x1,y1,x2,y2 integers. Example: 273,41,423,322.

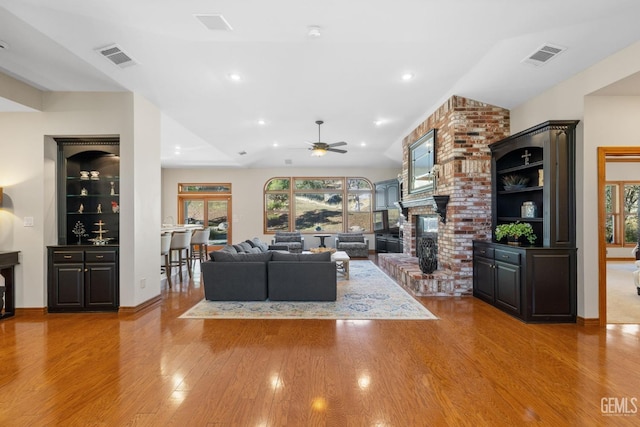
416,215,439,273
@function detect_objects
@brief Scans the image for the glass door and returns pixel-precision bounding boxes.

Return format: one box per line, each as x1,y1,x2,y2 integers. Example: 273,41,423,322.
179,196,231,249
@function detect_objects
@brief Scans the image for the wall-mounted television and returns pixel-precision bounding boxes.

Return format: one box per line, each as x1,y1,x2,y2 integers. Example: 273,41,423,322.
373,210,388,233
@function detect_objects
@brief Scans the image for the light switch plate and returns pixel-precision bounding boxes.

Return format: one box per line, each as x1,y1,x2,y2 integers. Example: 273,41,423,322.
23,216,34,227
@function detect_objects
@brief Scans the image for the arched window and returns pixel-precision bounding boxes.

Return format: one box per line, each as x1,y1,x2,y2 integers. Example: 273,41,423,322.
264,177,373,233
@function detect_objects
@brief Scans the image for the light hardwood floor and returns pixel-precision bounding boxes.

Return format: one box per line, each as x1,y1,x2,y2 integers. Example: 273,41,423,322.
2,260,640,426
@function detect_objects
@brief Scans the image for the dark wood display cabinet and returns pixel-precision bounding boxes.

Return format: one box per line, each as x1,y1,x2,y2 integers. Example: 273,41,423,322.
48,137,120,312
473,120,579,323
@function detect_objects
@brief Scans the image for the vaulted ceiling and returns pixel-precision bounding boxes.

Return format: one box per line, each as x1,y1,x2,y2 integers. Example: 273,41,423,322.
1,0,640,168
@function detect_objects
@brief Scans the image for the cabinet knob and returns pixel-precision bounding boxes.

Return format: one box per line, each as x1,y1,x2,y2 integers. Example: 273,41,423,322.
64,255,72,259
502,255,509,259
95,255,104,259
84,269,88,272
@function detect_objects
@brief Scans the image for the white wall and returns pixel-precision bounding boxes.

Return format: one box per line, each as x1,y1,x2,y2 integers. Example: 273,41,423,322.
161,167,400,249
593,98,640,259
511,41,640,319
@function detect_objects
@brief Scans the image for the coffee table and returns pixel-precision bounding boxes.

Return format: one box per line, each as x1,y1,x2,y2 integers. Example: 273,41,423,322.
332,250,350,279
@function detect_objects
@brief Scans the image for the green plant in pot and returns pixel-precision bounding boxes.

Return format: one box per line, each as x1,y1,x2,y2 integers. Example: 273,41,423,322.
495,221,537,245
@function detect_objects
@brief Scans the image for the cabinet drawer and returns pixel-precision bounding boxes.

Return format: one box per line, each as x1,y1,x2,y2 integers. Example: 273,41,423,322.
495,249,520,265
474,246,494,259
86,251,116,262
53,251,84,263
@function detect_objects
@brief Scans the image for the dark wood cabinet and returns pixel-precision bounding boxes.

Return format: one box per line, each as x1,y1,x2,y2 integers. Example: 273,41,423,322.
374,178,400,210
473,241,576,322
375,234,403,253
47,137,120,312
48,247,119,312
473,121,578,323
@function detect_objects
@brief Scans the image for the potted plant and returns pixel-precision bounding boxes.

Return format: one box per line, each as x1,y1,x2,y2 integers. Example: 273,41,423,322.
495,221,537,245
502,174,529,191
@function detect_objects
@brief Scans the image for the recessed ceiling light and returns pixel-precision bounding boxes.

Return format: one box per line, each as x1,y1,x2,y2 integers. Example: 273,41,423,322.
257,119,266,125
360,142,367,147
401,73,414,81
374,119,385,126
272,142,279,147
228,73,241,82
307,26,321,37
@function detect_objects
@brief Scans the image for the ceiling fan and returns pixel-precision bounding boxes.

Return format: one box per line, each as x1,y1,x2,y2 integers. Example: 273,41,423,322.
307,120,348,156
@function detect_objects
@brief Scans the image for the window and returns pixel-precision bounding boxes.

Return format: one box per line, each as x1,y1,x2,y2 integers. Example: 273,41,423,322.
178,183,232,248
264,177,373,233
605,181,640,246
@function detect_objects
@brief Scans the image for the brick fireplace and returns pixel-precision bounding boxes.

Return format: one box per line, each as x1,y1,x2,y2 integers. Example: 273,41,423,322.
379,95,510,296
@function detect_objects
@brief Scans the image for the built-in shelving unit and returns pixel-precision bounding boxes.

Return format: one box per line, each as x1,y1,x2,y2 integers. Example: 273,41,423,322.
473,120,579,323
47,137,120,312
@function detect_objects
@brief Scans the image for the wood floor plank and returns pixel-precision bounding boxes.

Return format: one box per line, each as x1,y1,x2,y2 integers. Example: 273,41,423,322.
2,263,640,426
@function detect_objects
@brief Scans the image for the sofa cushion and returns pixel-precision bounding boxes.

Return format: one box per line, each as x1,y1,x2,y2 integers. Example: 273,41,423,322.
211,251,273,262
337,233,364,242
232,244,244,253
274,231,301,242
271,251,331,262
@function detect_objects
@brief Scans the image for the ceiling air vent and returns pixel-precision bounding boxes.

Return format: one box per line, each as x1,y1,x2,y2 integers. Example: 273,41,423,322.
521,44,566,67
195,14,233,31
96,44,137,68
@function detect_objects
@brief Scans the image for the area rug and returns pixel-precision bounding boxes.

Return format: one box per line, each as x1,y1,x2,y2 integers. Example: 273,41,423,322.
180,260,437,320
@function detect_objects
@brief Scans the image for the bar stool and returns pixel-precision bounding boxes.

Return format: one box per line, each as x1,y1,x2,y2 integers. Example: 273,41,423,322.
169,231,192,283
161,232,172,288
190,228,210,272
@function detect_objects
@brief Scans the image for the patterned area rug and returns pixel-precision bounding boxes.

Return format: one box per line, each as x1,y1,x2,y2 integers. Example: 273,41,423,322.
180,260,437,320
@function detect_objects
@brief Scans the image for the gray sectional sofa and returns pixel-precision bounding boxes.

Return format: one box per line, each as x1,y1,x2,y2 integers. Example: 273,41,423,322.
201,244,337,301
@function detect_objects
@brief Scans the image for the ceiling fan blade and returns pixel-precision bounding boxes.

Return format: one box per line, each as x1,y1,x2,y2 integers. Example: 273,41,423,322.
328,141,347,147
327,148,347,154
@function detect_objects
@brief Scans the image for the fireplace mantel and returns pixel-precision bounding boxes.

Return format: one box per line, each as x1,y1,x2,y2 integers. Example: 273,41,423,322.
399,195,450,223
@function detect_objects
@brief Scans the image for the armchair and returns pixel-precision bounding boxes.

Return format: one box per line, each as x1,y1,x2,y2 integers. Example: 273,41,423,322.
335,233,369,258
271,231,304,253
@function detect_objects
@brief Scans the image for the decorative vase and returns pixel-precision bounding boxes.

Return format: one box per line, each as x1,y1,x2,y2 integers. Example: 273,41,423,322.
418,236,438,274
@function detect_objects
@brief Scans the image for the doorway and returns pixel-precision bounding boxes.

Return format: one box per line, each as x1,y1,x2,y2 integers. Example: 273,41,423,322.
598,147,640,325
179,196,231,247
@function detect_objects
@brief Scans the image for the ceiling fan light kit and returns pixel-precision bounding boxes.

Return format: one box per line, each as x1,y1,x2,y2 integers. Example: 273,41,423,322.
308,120,348,156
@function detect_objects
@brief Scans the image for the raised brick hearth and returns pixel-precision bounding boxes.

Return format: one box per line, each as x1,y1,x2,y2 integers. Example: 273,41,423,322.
396,95,510,296
378,253,457,296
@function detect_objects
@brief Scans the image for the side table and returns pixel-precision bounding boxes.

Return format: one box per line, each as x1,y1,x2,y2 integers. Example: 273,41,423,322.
0,251,20,319
314,234,332,248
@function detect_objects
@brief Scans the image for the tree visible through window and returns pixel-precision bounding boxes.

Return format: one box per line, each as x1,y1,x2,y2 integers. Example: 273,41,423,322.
264,177,373,233
605,181,640,246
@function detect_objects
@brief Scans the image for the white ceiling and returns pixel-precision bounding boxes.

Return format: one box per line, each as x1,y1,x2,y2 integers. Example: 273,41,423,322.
1,0,640,169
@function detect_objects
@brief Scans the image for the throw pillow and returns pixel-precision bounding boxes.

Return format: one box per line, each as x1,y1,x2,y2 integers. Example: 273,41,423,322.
219,245,238,254
237,241,253,252
251,237,270,252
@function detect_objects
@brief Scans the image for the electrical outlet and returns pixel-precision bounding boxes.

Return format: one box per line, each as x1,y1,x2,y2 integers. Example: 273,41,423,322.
140,277,146,289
